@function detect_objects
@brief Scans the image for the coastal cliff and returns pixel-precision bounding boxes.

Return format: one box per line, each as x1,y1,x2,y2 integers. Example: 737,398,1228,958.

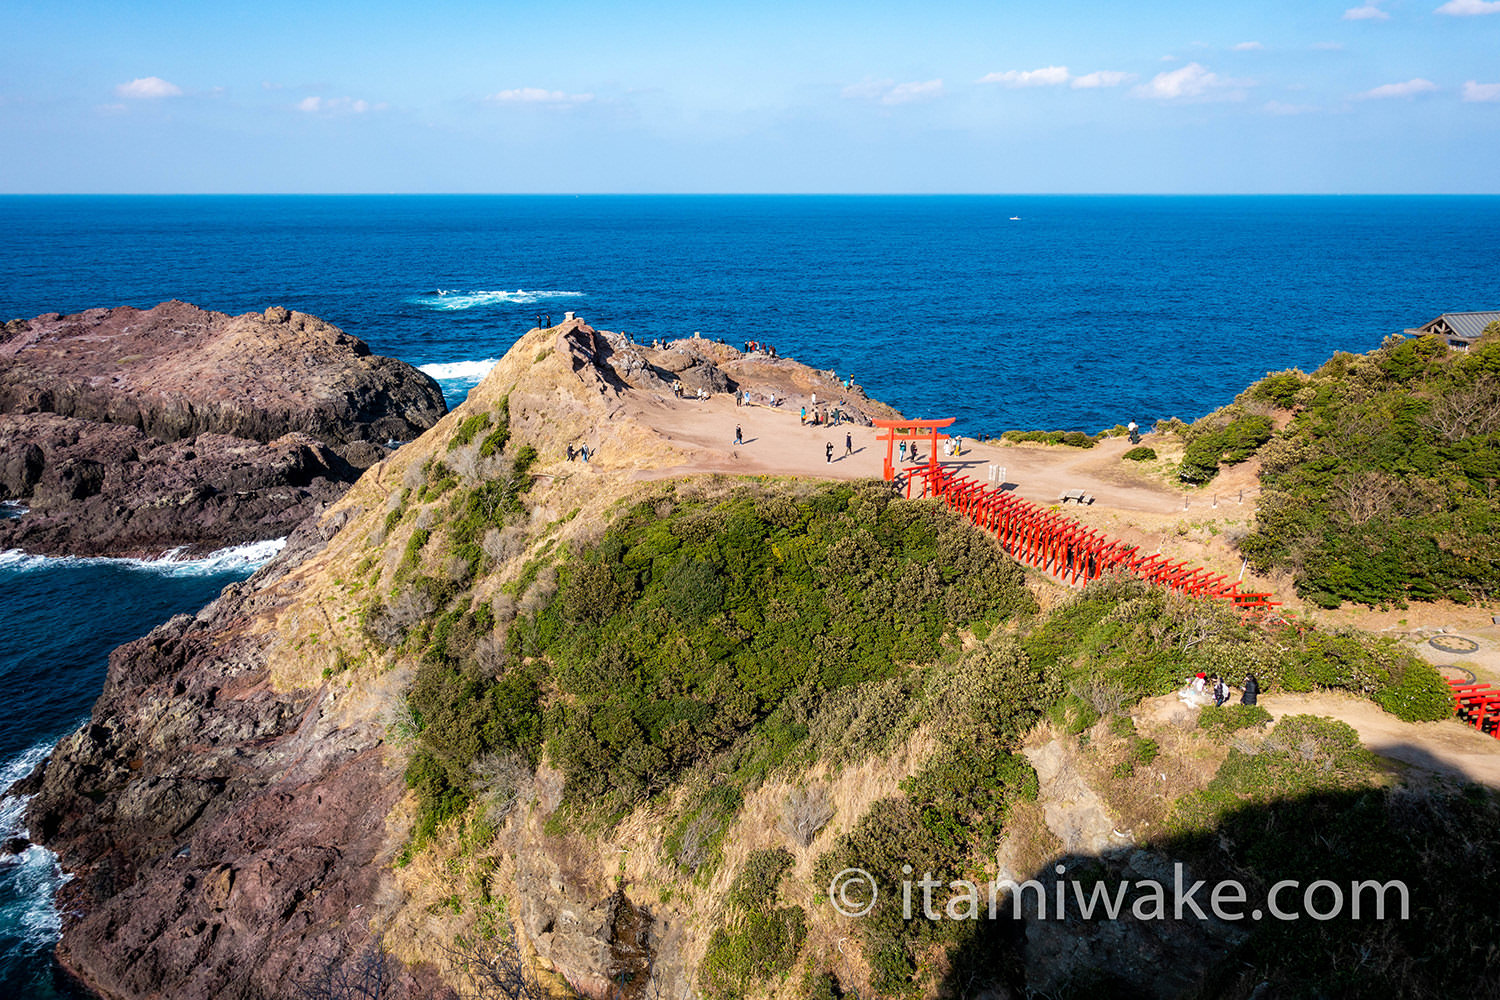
0,301,446,557
16,319,1499,1000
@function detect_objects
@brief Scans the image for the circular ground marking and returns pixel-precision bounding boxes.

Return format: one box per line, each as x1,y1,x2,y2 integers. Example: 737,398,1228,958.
1430,635,1480,655
1439,665,1476,685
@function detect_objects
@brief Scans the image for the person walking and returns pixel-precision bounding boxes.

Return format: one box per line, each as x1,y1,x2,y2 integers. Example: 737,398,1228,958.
825,441,833,463
844,432,853,456
1241,674,1260,706
734,425,743,446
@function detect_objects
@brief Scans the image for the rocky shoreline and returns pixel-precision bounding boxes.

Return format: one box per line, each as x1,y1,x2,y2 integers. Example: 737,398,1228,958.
0,301,446,558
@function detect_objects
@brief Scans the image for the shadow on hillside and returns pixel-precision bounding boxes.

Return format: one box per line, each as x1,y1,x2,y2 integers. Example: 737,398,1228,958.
929,769,1499,1000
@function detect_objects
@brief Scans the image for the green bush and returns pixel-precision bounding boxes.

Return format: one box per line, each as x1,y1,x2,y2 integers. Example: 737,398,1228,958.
726,847,794,910
1121,446,1156,462
448,412,492,451
1197,703,1273,733
1179,414,1274,484
698,906,807,1000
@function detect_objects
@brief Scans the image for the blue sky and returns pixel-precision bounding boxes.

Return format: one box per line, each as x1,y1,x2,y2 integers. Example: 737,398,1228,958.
2,0,1497,193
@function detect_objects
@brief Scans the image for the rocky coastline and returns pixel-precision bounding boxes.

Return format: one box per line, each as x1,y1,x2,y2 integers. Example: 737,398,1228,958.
0,301,446,558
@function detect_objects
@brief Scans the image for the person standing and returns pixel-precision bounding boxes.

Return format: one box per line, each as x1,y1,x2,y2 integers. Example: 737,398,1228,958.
1241,674,1259,706
825,441,833,463
845,432,853,456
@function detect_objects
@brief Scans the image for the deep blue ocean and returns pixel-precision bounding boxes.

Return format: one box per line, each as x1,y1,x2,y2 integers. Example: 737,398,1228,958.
1,194,1497,996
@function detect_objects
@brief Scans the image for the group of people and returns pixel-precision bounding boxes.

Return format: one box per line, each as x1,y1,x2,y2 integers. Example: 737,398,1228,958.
1186,671,1260,707
564,443,592,463
743,340,780,358
670,379,712,401
801,405,846,426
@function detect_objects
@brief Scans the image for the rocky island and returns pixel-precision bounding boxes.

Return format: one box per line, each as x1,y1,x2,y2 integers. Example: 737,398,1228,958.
13,316,1500,1000
0,300,446,558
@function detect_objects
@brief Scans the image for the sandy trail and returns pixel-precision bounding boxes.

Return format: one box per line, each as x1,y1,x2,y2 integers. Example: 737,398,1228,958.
1260,691,1500,788
627,388,1182,514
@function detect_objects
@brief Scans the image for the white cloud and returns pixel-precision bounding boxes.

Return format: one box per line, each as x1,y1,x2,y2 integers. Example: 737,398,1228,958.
1233,41,1264,51
978,66,1071,88
114,76,182,99
1357,78,1438,99
1462,80,1500,101
843,78,944,105
297,96,380,114
1133,62,1248,100
1071,71,1134,89
883,79,944,104
1263,100,1319,115
1343,4,1390,19
1436,0,1500,14
487,87,595,105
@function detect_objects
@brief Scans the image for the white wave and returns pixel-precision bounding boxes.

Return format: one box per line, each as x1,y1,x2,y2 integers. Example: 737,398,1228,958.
1,740,71,957
419,358,500,382
0,537,285,576
412,289,584,311
0,501,25,520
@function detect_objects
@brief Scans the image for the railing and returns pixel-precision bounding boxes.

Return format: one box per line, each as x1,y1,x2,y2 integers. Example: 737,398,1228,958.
903,464,1280,617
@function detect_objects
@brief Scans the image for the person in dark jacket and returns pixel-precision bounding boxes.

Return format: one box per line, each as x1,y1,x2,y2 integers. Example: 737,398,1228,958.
1241,674,1260,706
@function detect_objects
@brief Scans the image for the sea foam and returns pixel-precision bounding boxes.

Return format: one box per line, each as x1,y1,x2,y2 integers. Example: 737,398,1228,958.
412,289,583,311
419,358,501,382
0,740,72,957
0,537,286,576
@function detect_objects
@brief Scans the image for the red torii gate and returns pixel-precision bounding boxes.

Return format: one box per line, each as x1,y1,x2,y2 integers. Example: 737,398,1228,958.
873,418,954,492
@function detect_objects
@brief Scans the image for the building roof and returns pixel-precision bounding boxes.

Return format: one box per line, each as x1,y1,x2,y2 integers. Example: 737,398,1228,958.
1407,311,1500,343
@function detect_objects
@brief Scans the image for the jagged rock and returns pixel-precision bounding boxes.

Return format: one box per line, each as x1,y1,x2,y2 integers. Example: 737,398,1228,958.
0,301,446,556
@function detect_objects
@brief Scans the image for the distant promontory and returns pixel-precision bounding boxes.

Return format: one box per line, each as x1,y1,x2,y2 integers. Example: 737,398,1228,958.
0,300,446,557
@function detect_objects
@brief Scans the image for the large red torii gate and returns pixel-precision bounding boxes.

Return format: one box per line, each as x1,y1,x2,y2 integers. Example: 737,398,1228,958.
872,417,954,490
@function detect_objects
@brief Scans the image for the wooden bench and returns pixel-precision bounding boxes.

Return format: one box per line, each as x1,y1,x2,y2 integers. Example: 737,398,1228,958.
1060,489,1095,506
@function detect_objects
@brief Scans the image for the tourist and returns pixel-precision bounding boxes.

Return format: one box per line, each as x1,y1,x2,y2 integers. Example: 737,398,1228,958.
825,441,833,463
800,406,807,425
1213,676,1228,707
734,425,743,446
845,432,853,456
1241,674,1260,706
566,444,575,461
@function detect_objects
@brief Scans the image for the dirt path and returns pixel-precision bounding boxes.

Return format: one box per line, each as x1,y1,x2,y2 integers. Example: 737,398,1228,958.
1260,691,1500,788
628,389,1184,514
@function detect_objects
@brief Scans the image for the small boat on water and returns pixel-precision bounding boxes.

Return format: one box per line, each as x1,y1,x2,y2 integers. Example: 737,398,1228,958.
1010,216,1021,221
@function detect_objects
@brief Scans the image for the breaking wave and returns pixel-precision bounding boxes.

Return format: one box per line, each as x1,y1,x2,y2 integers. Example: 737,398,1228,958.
419,359,500,382
0,538,286,577
412,289,584,311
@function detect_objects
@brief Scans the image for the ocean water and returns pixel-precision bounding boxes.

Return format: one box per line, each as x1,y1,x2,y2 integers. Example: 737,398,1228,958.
0,195,1497,995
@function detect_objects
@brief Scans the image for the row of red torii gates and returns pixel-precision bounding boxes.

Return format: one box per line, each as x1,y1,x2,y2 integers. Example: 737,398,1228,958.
874,418,1280,617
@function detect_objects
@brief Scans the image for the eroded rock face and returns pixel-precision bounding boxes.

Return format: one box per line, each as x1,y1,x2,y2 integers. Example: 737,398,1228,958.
0,301,446,556
17,513,443,1000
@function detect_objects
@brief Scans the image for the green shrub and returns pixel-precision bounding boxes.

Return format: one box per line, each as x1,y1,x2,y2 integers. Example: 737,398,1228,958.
1197,704,1273,733
448,412,492,451
698,906,806,1000
726,847,795,910
1122,446,1156,462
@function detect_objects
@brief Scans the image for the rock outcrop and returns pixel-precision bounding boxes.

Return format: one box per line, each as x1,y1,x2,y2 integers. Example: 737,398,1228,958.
0,301,445,556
